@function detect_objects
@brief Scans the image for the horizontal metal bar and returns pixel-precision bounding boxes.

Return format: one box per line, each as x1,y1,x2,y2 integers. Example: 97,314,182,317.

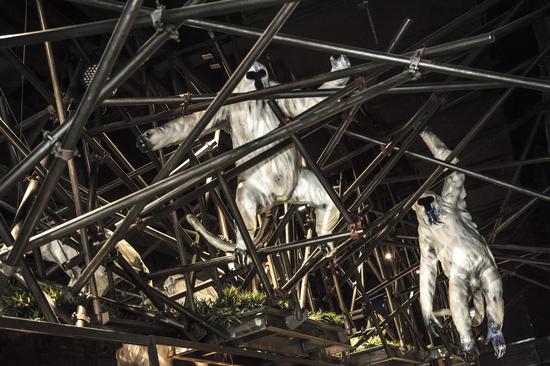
100,80,513,106
0,0,294,48
0,316,341,366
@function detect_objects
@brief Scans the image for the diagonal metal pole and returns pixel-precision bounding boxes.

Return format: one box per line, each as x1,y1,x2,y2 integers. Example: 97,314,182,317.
217,172,274,296
488,115,542,242
1,0,144,280
67,2,301,296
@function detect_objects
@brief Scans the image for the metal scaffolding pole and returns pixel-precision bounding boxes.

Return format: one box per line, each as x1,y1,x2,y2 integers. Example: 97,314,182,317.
35,0,101,320
1,0,144,280
0,0,295,48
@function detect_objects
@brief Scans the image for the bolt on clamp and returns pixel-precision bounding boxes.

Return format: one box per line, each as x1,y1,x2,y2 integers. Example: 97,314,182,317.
409,48,425,79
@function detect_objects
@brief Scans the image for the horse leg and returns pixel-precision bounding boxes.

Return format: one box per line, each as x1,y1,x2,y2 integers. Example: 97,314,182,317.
290,169,339,256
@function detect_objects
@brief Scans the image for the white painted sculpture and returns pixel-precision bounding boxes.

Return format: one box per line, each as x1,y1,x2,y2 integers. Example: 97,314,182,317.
412,129,506,361
33,228,148,295
136,56,351,263
116,276,216,366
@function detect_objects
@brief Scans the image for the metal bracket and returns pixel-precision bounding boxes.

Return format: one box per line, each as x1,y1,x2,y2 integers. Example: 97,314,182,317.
355,75,368,90
43,131,78,161
151,5,179,42
179,92,192,115
134,217,146,231
285,312,308,330
380,142,392,157
409,48,425,79
348,216,367,240
52,143,77,161
150,5,165,31
73,310,91,324
91,150,109,165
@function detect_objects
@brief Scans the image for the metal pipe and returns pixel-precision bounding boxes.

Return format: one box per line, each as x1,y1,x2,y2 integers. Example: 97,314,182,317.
0,0,295,48
35,0,102,319
98,78,522,108
0,2,290,197
0,316,341,366
386,18,412,53
0,49,55,104
181,19,550,92
115,256,227,339
342,94,443,202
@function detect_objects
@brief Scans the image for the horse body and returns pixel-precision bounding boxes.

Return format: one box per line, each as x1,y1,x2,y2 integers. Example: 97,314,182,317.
137,56,350,257
413,129,505,362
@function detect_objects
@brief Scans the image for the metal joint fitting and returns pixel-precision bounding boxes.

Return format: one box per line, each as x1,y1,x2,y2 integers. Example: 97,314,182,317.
151,5,179,42
409,48,425,79
348,216,367,240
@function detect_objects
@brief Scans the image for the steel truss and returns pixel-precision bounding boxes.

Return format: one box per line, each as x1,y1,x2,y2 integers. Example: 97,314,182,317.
0,0,550,365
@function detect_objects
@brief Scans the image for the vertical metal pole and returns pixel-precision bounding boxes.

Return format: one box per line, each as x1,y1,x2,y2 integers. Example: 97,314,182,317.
170,211,195,310
35,0,102,319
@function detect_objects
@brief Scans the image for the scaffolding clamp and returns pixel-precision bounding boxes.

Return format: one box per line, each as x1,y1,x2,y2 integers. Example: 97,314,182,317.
91,150,109,165
73,308,91,324
355,75,368,90
151,5,179,42
52,143,77,161
43,131,77,161
408,48,425,79
180,92,192,115
348,216,367,240
134,217,146,231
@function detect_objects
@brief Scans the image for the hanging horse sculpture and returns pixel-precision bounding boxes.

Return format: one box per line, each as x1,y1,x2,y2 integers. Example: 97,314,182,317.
412,128,506,362
136,55,351,264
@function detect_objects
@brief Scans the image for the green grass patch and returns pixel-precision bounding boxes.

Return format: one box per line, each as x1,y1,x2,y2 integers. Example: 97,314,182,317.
0,282,62,320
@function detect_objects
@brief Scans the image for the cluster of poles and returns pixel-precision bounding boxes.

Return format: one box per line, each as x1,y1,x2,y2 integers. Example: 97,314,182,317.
0,0,550,364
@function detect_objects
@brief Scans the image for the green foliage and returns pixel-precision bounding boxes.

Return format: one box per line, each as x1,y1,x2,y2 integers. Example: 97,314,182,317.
308,310,344,326
0,282,62,321
196,287,346,330
350,335,400,351
195,286,283,329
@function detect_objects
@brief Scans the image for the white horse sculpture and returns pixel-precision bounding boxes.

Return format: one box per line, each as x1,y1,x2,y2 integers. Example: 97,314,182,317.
412,129,505,362
136,55,351,263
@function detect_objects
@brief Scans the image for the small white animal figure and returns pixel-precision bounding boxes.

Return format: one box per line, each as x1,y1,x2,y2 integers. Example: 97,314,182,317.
39,229,149,295
412,129,505,362
136,56,351,263
116,276,216,366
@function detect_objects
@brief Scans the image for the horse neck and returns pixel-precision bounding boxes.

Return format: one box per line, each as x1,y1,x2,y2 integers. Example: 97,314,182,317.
228,100,280,147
